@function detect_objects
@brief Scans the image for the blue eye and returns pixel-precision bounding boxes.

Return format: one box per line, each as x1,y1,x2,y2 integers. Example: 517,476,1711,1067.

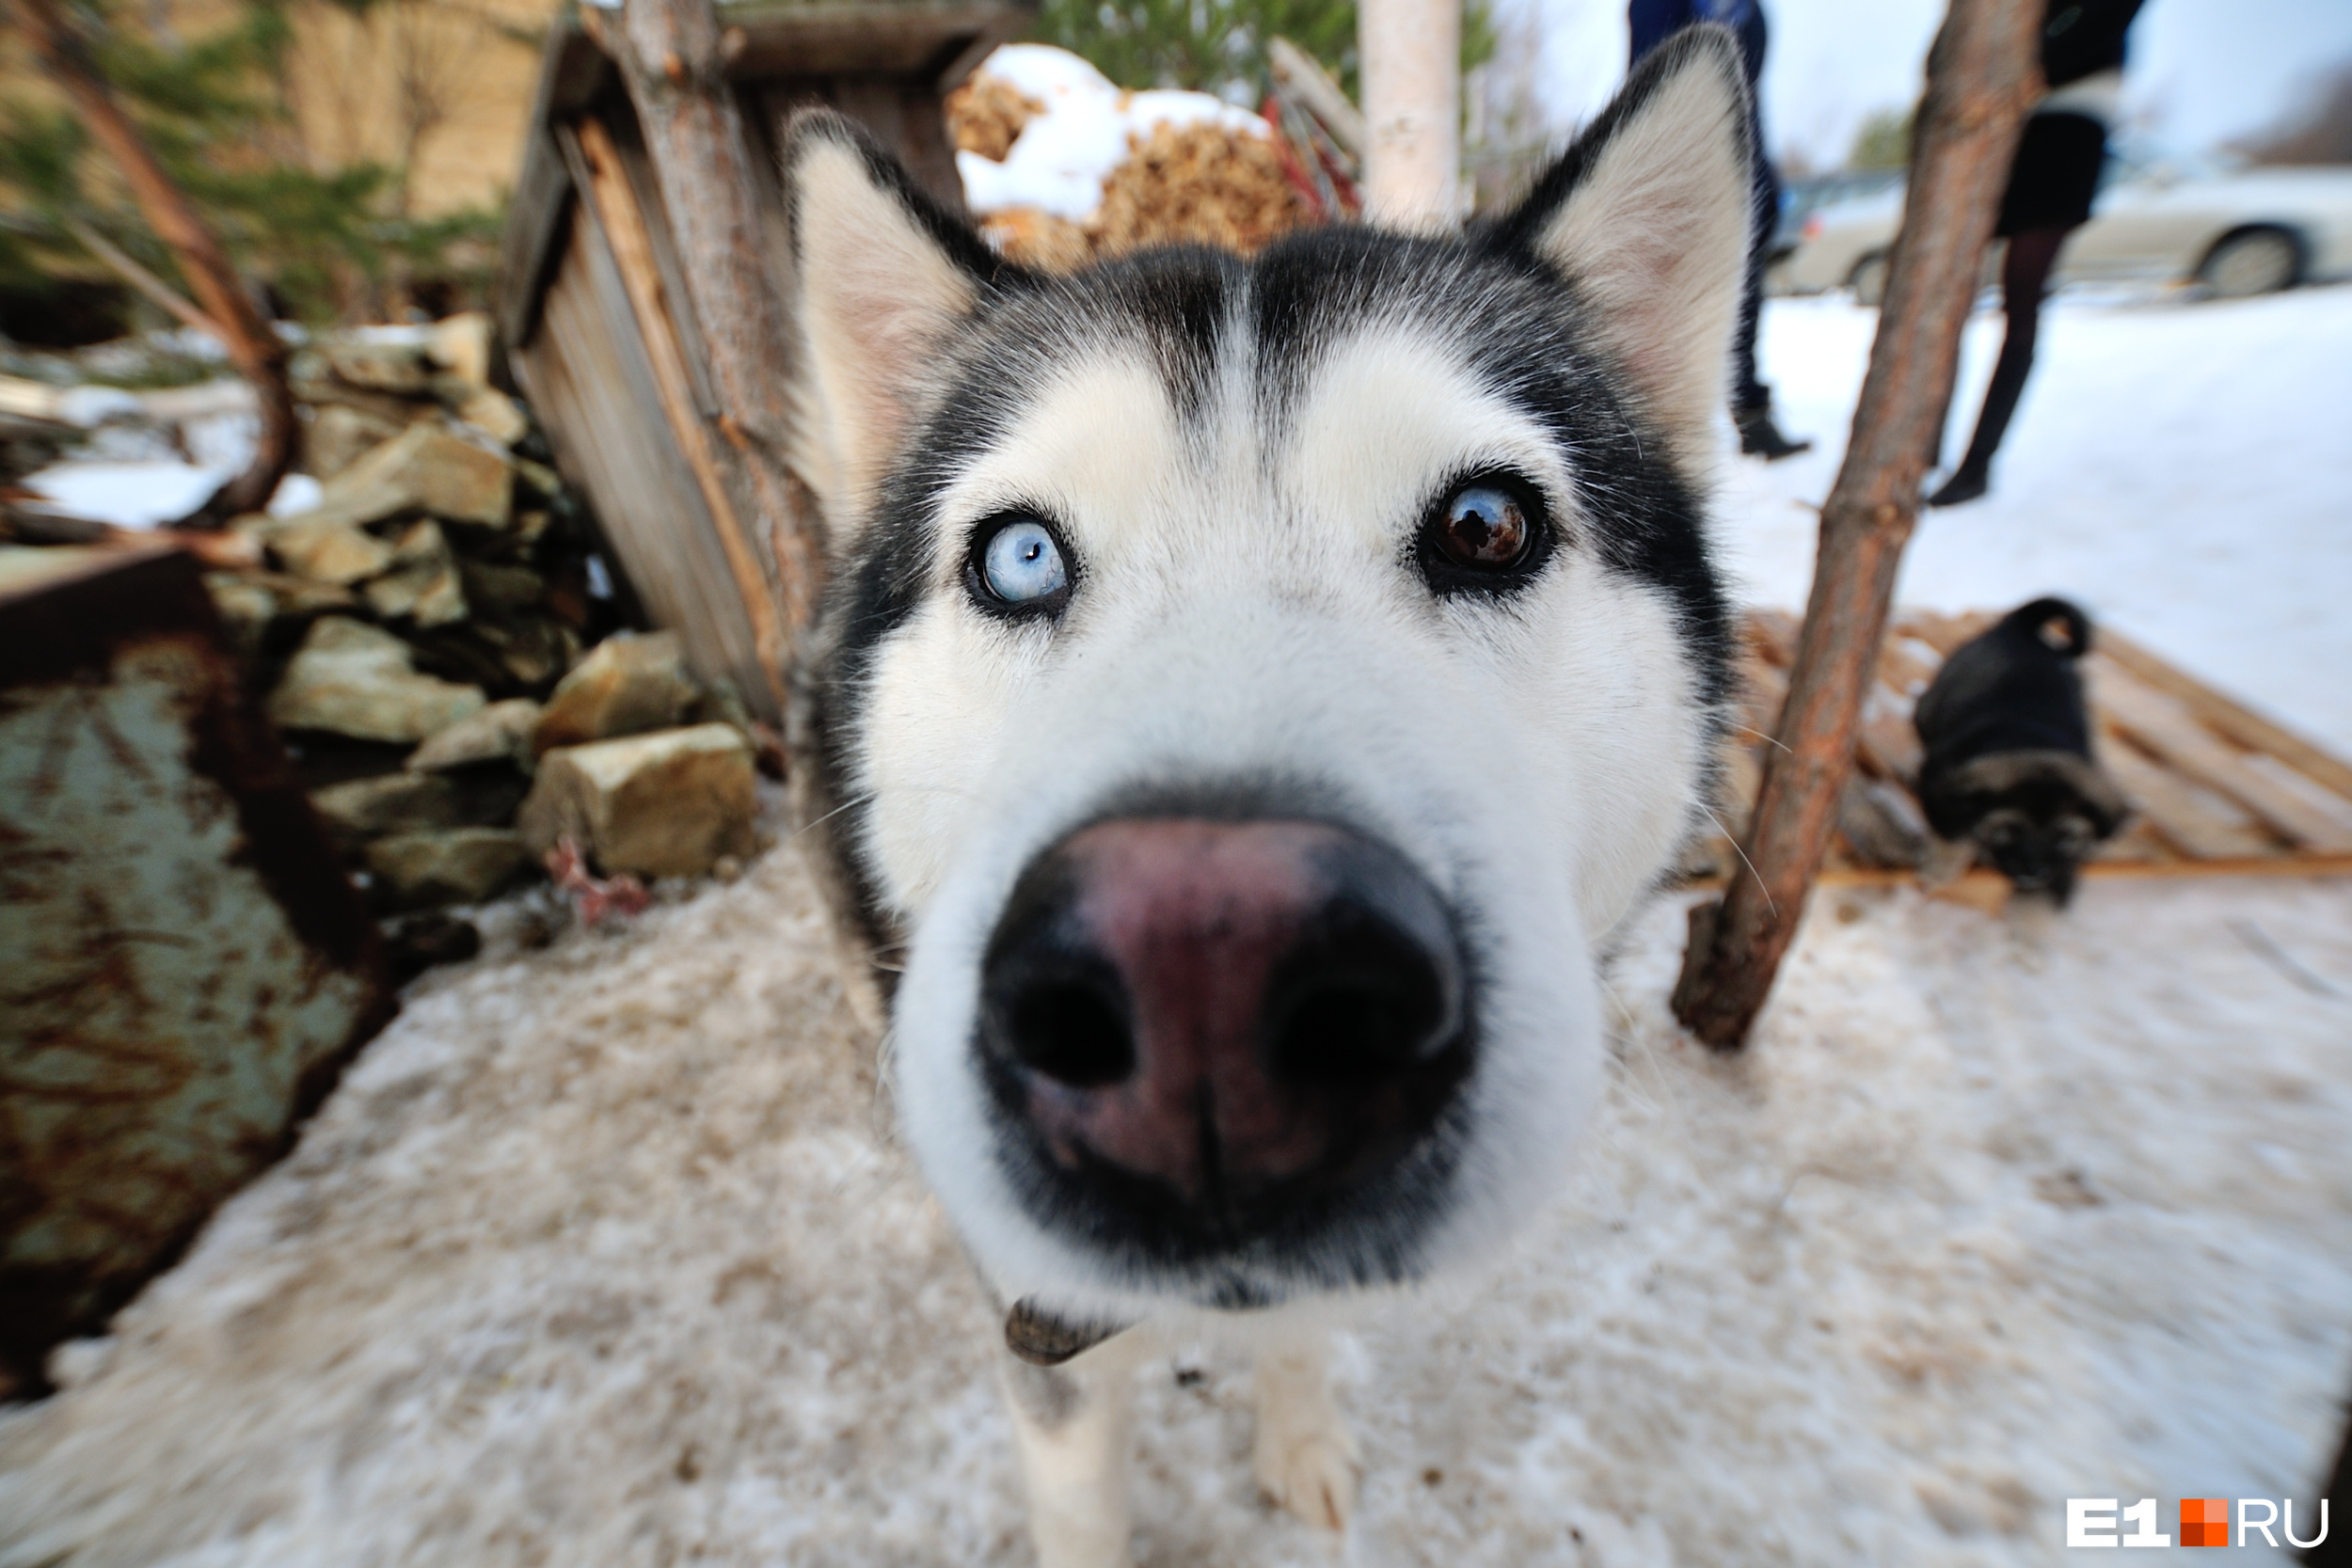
979,519,1069,606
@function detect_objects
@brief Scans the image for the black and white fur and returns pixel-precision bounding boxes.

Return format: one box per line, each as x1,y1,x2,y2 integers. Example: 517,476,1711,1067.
1914,596,2129,903
783,31,1755,1562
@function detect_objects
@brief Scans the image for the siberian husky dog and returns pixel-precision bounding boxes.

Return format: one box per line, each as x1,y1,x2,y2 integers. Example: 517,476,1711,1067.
784,27,1752,1564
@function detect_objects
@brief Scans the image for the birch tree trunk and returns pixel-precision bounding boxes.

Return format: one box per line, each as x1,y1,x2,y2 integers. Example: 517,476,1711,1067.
1671,0,2045,1050
1358,0,1460,230
14,0,296,524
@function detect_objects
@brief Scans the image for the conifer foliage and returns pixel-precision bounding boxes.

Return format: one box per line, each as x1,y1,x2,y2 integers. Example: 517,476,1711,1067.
0,0,501,330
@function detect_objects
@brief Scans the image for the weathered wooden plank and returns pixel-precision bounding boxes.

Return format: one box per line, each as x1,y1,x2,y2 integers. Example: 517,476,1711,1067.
1892,610,1998,657
2098,626,2352,807
2095,728,2281,860
722,0,1032,79
2088,816,2172,863
496,26,612,351
608,122,724,421
2088,656,2352,852
564,116,790,712
1803,856,2352,891
512,214,777,719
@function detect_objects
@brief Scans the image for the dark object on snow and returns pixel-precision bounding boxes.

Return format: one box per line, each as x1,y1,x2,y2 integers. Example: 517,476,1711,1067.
0,544,394,1393
1913,596,2128,901
385,911,484,980
2312,1385,2349,1562
1735,400,1813,461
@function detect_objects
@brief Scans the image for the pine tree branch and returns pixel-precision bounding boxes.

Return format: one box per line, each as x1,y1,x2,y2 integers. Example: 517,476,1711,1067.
13,0,296,522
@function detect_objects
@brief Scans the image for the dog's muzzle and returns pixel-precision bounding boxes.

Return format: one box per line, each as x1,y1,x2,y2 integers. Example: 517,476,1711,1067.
976,816,1473,1262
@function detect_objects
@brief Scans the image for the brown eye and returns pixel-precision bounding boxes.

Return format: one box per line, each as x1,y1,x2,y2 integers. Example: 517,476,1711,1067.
1436,484,1531,569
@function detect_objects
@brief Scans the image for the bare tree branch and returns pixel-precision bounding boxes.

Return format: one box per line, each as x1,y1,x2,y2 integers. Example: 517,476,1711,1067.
13,0,297,523
62,215,225,341
1671,0,2045,1049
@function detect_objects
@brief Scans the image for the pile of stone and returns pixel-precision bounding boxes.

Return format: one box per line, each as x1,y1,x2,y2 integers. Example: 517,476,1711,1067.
2,314,772,973
284,626,760,915
220,325,769,936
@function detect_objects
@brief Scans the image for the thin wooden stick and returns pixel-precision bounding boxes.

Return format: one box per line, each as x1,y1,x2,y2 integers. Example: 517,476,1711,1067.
1672,0,2045,1049
62,217,224,341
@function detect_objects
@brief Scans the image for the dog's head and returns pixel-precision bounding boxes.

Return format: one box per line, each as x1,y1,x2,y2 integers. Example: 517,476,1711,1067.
786,32,1752,1321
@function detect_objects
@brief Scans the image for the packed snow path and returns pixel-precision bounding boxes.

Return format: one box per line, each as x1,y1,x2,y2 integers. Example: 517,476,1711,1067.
1723,284,2352,756
3,843,2347,1567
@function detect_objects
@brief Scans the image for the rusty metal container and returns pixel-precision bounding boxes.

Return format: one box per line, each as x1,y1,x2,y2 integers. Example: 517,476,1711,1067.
0,545,393,1392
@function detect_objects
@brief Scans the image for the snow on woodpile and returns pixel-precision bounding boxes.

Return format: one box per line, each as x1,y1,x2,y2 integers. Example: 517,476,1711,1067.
947,45,1307,269
2,833,2346,1565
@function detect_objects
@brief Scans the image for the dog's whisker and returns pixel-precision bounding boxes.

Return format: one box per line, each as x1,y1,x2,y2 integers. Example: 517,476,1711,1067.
1698,803,1778,919
1727,721,1792,755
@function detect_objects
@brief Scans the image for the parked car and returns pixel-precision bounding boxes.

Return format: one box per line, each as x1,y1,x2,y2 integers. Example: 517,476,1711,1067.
1777,145,2352,304
1767,169,1906,268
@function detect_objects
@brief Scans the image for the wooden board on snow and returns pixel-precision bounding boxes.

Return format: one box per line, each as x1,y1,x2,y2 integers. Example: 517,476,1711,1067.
1686,609,2352,895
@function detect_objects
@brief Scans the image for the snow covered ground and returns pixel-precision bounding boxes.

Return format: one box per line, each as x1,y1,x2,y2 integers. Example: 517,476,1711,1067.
3,286,2349,1568
4,841,2345,1567
1723,283,2352,754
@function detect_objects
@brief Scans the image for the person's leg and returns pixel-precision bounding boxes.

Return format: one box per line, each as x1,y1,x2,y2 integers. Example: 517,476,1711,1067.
1929,226,2068,505
1732,122,1812,460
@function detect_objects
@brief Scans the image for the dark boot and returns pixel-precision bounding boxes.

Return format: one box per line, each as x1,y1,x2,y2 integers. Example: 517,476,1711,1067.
1926,462,1991,507
1930,227,2064,511
1735,401,1813,461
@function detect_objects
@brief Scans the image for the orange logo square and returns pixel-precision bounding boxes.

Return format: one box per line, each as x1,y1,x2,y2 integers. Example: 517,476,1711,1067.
2181,1498,2230,1547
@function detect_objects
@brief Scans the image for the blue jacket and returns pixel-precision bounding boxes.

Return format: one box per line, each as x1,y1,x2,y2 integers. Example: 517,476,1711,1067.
1629,0,1766,86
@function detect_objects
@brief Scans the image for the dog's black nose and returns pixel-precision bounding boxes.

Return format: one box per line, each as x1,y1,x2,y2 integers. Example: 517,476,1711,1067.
977,818,1471,1241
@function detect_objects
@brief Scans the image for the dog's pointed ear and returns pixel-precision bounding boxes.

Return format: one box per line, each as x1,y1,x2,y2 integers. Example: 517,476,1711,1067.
785,111,1014,531
1481,26,1754,463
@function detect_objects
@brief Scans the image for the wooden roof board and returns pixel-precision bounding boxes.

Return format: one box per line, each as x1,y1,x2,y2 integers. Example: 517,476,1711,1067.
497,0,1031,351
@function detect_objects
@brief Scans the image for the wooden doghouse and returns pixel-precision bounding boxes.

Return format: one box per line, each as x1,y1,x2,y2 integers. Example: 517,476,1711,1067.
495,0,1034,722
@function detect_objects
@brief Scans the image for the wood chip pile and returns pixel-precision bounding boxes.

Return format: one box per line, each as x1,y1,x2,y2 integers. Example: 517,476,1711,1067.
944,72,1040,165
947,65,1309,270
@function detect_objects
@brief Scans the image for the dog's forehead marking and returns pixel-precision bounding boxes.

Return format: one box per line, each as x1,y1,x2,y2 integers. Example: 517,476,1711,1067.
1279,323,1575,544
939,345,1189,553
939,301,1571,568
